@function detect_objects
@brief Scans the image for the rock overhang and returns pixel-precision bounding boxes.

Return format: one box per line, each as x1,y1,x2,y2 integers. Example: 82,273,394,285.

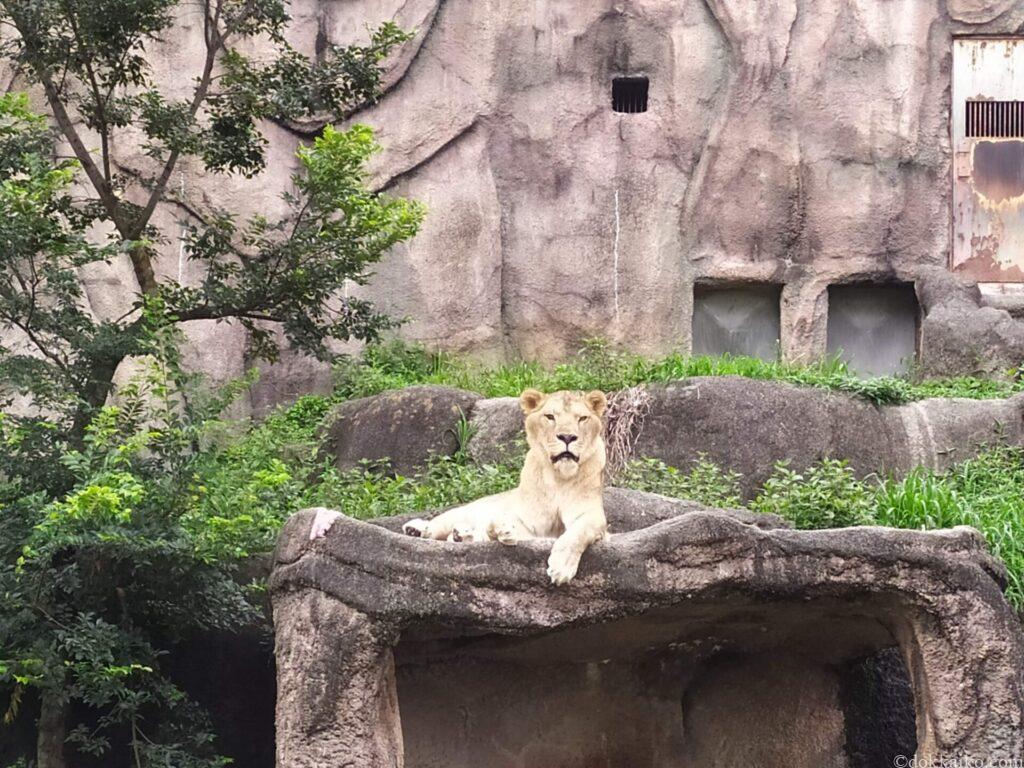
272,506,1008,634
270,494,1024,766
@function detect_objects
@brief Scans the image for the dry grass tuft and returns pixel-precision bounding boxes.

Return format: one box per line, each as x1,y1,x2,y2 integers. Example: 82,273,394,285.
602,385,651,481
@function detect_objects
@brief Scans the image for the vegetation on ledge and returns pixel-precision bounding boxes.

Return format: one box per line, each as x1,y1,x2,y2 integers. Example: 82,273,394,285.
5,339,1024,765
193,356,1024,608
333,339,1024,406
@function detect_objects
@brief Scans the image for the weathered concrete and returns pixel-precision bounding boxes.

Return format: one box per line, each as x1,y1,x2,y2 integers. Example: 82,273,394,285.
918,267,1024,379
342,0,1024,369
9,0,1024,412
629,378,1024,493
840,647,918,768
271,503,1024,766
323,385,480,475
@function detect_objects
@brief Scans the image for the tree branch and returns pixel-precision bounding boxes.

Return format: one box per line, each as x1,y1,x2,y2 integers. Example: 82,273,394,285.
60,1,112,184
128,0,259,243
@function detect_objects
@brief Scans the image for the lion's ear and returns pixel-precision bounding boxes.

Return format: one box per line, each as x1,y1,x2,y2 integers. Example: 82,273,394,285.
585,390,607,418
520,388,545,414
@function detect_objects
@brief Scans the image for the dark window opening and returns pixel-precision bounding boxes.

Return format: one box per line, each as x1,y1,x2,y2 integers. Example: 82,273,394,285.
612,77,649,114
966,100,1024,137
826,283,919,377
692,284,781,362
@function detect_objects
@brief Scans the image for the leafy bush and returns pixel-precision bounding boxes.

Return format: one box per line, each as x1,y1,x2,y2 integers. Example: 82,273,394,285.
314,458,520,520
751,459,876,529
1,357,261,767
619,456,743,508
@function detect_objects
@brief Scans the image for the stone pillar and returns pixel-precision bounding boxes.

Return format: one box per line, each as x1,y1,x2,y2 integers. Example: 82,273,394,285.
895,601,1024,762
274,589,402,768
780,280,828,364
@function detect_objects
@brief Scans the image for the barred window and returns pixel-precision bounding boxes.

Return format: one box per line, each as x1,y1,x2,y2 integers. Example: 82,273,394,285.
612,77,649,114
966,100,1024,138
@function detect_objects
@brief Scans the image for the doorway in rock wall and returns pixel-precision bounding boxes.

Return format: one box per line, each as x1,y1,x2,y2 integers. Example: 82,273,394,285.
952,38,1024,283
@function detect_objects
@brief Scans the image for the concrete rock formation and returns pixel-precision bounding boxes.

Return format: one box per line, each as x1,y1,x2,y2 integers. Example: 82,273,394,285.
9,0,1024,415
270,500,1024,767
323,385,479,475
340,0,1024,370
326,379,1024,493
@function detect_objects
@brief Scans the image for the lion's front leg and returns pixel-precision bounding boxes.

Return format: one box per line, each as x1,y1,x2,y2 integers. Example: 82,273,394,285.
546,510,607,585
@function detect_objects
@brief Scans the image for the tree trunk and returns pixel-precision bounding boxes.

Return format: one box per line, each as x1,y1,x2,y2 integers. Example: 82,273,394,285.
68,357,122,448
37,692,67,768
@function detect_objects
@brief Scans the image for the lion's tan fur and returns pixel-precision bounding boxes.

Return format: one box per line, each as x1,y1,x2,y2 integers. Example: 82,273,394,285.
402,389,609,584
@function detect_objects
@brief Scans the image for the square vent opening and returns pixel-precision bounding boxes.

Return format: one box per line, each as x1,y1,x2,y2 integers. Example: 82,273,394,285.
826,283,919,377
612,76,649,114
692,284,781,362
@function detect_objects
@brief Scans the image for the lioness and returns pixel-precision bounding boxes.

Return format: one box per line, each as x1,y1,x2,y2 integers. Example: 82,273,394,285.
402,388,608,584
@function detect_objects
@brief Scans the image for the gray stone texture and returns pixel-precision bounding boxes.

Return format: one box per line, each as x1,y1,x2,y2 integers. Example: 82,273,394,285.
323,385,480,475
271,503,1024,766
630,378,1024,494
917,267,1024,378
8,0,1024,418
334,380,1024,494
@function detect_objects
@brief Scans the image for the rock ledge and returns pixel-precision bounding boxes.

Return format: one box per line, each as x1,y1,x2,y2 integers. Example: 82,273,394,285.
270,501,1024,767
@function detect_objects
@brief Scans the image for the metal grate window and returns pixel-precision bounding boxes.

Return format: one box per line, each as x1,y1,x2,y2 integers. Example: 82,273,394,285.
966,100,1024,138
612,77,649,114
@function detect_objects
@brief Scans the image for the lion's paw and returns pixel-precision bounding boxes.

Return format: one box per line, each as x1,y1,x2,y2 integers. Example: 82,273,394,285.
546,549,580,585
309,509,342,541
402,518,429,538
493,520,519,546
449,525,476,543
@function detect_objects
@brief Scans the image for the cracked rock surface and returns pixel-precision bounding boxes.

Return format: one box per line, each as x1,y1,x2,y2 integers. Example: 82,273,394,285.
271,493,1024,767
10,0,1024,413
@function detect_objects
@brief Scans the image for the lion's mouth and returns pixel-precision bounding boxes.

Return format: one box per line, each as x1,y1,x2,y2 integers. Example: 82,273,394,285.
551,451,579,464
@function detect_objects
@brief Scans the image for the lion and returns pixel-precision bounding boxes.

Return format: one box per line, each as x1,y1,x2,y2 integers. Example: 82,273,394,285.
401,388,609,585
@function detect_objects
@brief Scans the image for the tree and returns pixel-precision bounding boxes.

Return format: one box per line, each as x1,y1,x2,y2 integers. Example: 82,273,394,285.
1,334,268,768
0,2,423,764
0,0,423,457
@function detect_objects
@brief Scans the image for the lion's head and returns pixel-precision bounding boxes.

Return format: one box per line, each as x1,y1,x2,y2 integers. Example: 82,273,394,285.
519,389,607,480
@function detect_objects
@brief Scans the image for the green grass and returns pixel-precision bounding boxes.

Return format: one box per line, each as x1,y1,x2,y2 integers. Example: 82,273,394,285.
183,342,1024,607
631,449,1024,609
331,339,1024,406
874,447,1024,607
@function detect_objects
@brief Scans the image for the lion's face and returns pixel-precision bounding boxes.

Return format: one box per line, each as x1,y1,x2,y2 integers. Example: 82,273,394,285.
520,389,607,480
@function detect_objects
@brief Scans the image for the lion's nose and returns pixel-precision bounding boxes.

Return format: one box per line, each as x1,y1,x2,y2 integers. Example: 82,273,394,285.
557,434,578,446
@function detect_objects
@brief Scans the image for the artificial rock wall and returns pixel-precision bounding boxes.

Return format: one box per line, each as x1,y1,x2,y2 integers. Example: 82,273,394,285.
272,504,1024,767
7,0,1024,414
345,0,1024,369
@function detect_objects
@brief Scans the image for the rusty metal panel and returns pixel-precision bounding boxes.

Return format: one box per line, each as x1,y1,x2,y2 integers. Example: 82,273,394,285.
952,39,1024,282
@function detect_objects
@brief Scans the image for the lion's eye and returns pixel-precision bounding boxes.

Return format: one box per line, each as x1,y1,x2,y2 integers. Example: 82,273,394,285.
545,414,555,422
578,416,588,423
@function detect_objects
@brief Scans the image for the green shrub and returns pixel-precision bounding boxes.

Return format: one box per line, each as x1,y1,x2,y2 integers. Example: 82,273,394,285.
619,456,743,508
1,359,260,767
751,459,875,529
312,456,520,520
